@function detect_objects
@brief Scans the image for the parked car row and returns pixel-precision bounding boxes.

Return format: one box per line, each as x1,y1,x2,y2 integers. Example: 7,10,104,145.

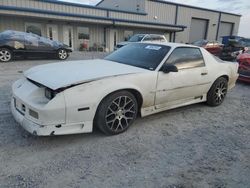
191,40,223,57
0,30,72,62
1,30,249,85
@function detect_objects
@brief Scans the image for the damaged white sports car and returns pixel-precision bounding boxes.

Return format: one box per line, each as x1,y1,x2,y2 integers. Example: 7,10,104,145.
11,42,239,136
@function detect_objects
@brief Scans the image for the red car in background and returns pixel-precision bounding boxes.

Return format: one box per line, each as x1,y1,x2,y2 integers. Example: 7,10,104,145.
237,48,250,83
192,40,223,56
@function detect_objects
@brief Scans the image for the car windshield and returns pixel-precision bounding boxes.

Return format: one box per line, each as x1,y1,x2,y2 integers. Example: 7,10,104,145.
128,34,145,42
104,43,171,70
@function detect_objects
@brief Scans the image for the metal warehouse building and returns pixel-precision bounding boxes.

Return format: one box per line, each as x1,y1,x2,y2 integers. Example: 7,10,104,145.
0,0,241,52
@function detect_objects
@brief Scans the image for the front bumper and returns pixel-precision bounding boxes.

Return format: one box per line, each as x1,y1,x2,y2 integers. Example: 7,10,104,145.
11,98,92,136
11,98,52,136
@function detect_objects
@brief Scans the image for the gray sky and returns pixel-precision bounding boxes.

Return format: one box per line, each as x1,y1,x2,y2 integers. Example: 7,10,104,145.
60,0,250,38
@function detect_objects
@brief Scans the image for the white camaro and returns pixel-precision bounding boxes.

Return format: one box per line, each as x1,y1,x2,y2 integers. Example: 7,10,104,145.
11,42,239,136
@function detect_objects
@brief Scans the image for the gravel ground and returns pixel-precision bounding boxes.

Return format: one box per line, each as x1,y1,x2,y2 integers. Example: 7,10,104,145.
0,52,250,188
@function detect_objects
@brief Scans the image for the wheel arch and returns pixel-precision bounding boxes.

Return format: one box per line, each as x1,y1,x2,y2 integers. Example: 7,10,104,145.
220,75,229,81
0,45,13,51
207,74,229,94
94,88,143,119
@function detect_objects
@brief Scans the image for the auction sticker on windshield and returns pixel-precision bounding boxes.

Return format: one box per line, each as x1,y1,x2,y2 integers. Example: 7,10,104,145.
145,45,162,50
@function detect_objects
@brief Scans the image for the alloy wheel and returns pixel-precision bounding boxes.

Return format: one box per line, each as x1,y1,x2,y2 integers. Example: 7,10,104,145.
0,49,11,62
214,82,227,104
58,49,67,60
105,96,136,132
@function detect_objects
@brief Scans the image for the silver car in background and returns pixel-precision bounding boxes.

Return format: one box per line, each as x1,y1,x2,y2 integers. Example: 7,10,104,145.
115,34,167,50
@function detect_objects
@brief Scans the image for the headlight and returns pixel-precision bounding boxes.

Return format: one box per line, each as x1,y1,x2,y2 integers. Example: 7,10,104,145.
45,87,56,100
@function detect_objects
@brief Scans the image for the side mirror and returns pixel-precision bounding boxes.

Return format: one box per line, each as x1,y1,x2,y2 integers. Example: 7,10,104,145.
162,64,178,73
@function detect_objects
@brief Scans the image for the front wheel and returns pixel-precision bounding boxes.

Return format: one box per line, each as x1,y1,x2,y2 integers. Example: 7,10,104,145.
207,77,228,106
95,91,138,135
57,49,68,60
0,48,12,62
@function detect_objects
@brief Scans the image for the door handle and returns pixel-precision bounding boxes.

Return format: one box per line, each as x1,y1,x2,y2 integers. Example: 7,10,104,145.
201,72,208,76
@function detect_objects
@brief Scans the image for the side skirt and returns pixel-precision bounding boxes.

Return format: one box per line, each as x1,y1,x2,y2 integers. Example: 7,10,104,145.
141,94,207,117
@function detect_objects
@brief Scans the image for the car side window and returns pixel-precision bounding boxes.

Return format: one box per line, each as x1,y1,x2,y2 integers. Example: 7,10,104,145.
166,47,205,70
25,34,39,47
9,33,24,41
153,36,164,41
143,36,152,41
38,37,54,47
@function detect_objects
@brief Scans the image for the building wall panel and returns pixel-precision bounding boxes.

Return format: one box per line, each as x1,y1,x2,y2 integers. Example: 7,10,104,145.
220,13,240,35
1,0,107,17
0,0,241,51
109,1,176,24
145,1,176,24
175,6,220,43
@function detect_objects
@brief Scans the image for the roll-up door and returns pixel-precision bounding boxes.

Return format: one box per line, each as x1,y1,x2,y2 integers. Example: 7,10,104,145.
218,22,233,41
189,18,208,43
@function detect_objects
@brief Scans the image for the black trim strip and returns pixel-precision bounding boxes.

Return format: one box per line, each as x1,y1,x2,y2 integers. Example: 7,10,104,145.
173,4,179,42
158,82,211,92
216,12,221,40
16,107,25,116
78,107,90,111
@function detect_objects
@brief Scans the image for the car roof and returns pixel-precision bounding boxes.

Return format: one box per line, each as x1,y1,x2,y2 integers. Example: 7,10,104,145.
140,41,202,49
1,30,37,37
135,33,165,36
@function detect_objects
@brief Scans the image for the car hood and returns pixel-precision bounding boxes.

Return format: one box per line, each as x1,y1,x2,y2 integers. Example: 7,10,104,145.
24,59,148,90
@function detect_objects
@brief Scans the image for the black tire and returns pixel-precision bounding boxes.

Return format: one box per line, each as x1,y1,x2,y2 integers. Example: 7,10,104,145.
207,77,228,106
57,49,68,60
95,91,138,135
0,48,12,62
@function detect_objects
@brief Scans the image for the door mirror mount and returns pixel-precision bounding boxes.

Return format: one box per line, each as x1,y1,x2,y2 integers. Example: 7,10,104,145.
162,64,178,73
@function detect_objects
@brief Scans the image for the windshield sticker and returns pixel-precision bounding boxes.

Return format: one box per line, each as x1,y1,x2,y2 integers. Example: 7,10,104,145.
145,45,162,50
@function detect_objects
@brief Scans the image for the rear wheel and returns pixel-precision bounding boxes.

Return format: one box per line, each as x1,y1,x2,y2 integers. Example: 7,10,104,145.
0,48,12,62
207,77,228,106
95,91,138,135
57,49,68,60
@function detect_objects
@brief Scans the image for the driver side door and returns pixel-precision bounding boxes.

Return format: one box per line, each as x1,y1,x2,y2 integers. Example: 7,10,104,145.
155,47,211,109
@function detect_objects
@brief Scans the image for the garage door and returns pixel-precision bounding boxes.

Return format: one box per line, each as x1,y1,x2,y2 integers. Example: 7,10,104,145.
189,18,208,43
218,22,233,41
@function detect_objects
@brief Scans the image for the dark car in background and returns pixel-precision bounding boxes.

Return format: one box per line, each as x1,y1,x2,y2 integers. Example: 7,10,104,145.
0,30,72,62
220,36,250,61
192,39,223,56
115,34,167,50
